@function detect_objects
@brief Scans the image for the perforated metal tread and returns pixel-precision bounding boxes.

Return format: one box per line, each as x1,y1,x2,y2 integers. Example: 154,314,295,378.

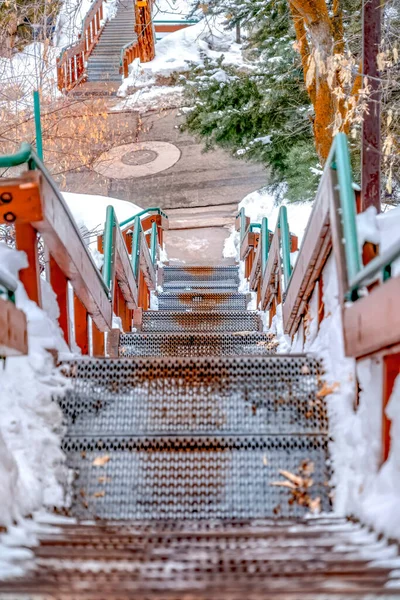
163,265,239,285
163,281,239,292
142,311,261,332
59,355,329,520
2,519,399,598
157,293,248,311
119,332,277,357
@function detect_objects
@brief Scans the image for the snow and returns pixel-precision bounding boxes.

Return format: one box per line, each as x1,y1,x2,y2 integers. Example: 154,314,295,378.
63,192,142,234
118,16,245,97
264,202,400,542
115,84,185,110
223,188,313,263
153,0,194,23
0,243,70,578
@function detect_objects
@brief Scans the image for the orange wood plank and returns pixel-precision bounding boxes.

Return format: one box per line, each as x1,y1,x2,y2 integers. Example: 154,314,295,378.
74,294,89,355
382,353,400,463
92,321,105,356
34,176,112,331
343,276,400,358
0,172,42,225
14,222,42,307
49,255,70,346
0,297,28,356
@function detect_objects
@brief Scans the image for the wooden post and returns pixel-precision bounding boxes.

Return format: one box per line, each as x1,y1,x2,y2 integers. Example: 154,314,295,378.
361,0,381,212
74,294,89,354
116,284,131,332
49,255,70,346
92,321,105,356
14,223,42,307
382,353,400,463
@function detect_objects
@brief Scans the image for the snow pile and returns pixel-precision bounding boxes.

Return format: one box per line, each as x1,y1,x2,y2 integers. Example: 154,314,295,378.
223,188,313,262
118,16,244,96
114,84,185,111
63,192,142,234
268,204,400,540
0,244,69,534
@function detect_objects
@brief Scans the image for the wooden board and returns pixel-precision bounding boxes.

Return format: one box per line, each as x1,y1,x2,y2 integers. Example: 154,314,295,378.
282,169,332,337
0,172,42,224
260,229,280,311
240,231,259,261
343,276,400,358
0,298,28,356
115,225,138,309
33,175,112,331
249,241,262,291
139,232,156,290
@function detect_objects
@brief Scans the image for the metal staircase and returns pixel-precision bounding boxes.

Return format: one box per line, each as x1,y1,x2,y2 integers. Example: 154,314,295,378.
1,264,399,596
87,0,137,82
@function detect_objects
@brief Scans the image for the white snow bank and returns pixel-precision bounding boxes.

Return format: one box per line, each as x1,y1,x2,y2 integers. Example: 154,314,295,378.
63,192,142,234
268,204,400,540
223,188,313,262
118,15,245,95
0,244,69,535
114,84,185,110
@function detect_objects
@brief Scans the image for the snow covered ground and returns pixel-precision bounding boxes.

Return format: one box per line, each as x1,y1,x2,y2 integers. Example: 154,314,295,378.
264,205,400,541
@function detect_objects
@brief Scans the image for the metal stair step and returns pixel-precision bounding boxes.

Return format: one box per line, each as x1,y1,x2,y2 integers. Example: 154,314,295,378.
157,292,249,311
163,265,240,286
141,310,261,332
119,332,278,357
59,355,329,520
163,281,239,292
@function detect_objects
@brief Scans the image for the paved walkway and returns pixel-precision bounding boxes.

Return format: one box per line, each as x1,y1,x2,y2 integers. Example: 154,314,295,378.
63,102,265,262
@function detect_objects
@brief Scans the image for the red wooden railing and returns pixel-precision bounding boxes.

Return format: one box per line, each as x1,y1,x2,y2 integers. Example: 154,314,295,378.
56,0,105,92
0,144,167,357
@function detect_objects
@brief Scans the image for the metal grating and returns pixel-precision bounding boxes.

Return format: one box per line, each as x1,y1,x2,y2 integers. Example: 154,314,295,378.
157,293,248,312
119,332,278,357
62,434,330,520
58,356,329,520
163,281,239,292
141,311,261,332
163,266,239,285
60,356,327,435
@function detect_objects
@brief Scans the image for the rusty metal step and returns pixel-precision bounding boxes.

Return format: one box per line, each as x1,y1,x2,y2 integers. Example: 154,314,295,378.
58,355,329,520
141,311,261,332
162,266,239,290
163,280,239,292
157,293,248,311
119,332,277,357
1,519,399,597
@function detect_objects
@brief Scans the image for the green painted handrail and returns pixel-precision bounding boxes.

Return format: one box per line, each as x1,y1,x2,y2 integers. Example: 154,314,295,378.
261,217,269,276
120,207,168,230
150,221,158,265
278,206,292,290
0,142,32,168
131,216,141,279
332,133,361,292
103,205,115,291
249,223,261,232
349,237,400,294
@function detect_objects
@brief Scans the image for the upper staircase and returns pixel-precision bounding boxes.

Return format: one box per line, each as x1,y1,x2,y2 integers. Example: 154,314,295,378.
87,1,137,82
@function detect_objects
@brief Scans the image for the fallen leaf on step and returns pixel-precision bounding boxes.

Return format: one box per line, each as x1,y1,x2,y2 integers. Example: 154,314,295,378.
92,455,110,467
81,451,86,459
279,470,303,487
270,480,297,489
232,331,254,336
98,476,112,484
93,491,105,498
80,489,86,498
308,497,321,514
301,365,310,374
263,455,268,466
316,381,340,397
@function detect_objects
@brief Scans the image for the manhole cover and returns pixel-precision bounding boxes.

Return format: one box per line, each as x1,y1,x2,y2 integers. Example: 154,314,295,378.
122,149,158,166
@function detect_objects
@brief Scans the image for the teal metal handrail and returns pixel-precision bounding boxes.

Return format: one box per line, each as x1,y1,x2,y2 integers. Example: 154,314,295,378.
0,271,17,303
348,238,400,295
278,206,292,290
150,221,158,265
0,143,110,297
120,207,168,230
249,223,261,232
102,206,115,291
131,216,141,279
261,217,269,276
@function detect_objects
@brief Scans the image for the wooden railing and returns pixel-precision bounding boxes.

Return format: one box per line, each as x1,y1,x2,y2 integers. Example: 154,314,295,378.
0,143,167,357
120,41,141,78
0,271,28,357
242,133,400,464
56,0,105,92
